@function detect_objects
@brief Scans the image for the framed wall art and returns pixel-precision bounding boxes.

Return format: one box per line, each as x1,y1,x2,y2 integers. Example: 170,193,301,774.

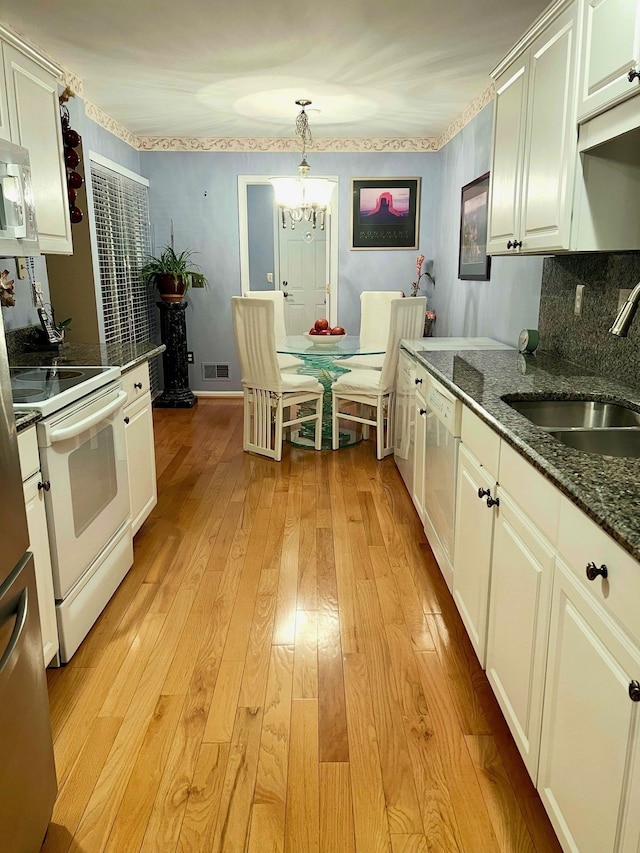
458,172,491,281
351,177,420,250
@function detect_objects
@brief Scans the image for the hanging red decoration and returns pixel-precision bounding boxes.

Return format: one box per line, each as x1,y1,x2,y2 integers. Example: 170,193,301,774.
59,89,84,227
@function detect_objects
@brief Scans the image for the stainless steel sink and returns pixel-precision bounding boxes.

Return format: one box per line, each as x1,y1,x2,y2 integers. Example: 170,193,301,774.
506,399,640,429
548,428,640,458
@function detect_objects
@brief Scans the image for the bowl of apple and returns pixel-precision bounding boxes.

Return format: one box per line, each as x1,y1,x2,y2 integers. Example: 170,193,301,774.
304,319,346,345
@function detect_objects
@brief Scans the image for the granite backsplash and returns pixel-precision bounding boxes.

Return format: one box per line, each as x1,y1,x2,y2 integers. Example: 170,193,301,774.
538,253,640,389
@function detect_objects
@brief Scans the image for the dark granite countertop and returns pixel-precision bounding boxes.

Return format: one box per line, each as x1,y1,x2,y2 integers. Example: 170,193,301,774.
402,342,640,563
10,341,165,372
15,409,41,432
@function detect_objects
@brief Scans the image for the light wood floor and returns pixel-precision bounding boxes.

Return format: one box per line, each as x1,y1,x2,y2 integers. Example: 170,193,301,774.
43,398,562,853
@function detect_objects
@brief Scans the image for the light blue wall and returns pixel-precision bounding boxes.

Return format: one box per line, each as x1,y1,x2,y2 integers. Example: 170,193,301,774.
247,184,275,292
432,103,543,346
141,150,440,391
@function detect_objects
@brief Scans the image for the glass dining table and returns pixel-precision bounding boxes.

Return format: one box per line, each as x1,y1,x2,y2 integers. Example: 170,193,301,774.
276,335,385,448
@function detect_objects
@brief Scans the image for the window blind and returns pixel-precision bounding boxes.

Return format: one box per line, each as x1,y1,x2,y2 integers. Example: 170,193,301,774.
90,160,159,391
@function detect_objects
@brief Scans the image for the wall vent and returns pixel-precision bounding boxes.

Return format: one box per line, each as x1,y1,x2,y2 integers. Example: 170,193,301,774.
202,363,230,381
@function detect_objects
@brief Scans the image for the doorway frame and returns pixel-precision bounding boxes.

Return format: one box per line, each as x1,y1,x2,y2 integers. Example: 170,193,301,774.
238,175,339,327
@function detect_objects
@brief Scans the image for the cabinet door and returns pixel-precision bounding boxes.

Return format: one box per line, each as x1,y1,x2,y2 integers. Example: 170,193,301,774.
485,489,554,782
124,392,157,536
578,0,640,120
412,391,427,521
538,559,640,853
0,42,10,142
520,5,578,252
3,43,72,254
487,58,529,255
23,471,58,667
452,443,496,666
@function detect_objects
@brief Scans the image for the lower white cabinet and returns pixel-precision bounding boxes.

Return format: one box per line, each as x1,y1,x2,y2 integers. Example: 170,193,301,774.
18,427,58,666
538,558,640,853
452,442,497,666
485,487,555,782
412,367,428,522
122,362,157,535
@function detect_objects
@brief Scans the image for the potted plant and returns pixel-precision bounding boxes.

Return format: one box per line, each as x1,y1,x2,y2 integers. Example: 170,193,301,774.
140,246,208,302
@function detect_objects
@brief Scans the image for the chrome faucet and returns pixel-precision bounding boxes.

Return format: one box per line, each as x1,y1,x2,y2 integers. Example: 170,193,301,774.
610,281,640,337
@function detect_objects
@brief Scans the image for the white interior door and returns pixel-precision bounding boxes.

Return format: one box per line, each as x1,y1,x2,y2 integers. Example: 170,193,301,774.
279,224,327,334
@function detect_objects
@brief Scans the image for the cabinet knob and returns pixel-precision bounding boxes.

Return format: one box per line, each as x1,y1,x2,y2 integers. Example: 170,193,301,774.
415,377,423,385
507,239,523,249
486,495,500,508
134,382,143,390
124,416,130,424
478,487,490,499
628,68,640,83
419,408,427,416
37,480,51,492
630,681,640,702
586,561,608,581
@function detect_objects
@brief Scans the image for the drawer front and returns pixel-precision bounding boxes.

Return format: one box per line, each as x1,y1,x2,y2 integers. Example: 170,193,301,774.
414,362,430,398
558,497,640,645
499,441,561,547
461,405,501,479
17,426,39,482
122,362,150,408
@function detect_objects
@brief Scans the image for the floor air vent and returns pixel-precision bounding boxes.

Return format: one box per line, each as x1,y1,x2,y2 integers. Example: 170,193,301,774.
202,363,230,381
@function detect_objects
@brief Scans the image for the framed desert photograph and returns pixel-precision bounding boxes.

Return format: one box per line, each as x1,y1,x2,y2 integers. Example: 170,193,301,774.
351,178,420,250
458,172,491,281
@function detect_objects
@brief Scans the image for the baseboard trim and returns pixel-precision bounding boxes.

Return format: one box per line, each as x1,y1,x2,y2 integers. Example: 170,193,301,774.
193,391,244,398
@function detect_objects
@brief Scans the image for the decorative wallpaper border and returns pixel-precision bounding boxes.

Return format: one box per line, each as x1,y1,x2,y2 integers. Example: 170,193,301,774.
84,100,138,149
135,135,441,153
437,83,495,149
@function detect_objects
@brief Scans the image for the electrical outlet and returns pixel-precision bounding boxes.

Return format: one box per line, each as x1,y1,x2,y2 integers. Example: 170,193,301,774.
187,351,194,364
267,273,273,283
618,288,632,312
574,284,585,316
190,273,206,288
16,258,27,279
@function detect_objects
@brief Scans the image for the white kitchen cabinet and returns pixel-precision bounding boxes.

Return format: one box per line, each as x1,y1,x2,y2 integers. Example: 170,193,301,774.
452,442,497,666
485,487,555,783
412,365,428,523
488,1,579,255
122,362,157,535
0,42,10,142
394,349,417,495
538,558,640,853
577,0,640,121
17,427,58,667
1,36,72,254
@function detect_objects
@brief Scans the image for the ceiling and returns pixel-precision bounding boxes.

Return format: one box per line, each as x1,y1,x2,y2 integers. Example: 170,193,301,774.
1,0,550,141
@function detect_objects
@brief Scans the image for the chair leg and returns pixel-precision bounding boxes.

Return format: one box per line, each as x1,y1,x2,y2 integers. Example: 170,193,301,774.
376,398,385,460
274,399,284,462
332,392,339,450
243,390,251,452
314,393,323,451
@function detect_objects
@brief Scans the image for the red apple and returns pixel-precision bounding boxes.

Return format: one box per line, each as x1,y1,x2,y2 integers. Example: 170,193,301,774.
314,318,329,331
330,326,346,335
308,327,319,335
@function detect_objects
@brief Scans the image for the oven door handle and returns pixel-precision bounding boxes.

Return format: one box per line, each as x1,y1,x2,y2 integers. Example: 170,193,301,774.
48,391,128,444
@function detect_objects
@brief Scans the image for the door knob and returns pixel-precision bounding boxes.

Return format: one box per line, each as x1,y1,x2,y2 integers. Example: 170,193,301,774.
38,480,51,492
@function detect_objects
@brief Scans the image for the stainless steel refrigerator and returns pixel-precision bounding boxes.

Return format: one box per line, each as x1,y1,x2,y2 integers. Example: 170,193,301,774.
0,309,57,849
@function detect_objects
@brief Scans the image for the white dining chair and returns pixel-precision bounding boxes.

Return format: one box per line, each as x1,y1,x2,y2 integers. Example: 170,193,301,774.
339,290,404,370
245,290,302,370
232,296,324,461
332,297,426,459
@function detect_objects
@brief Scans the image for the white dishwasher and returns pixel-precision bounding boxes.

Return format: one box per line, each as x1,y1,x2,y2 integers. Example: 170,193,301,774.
422,374,461,592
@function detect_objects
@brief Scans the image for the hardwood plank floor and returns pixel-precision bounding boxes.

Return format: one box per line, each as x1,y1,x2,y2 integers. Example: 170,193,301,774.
42,398,562,853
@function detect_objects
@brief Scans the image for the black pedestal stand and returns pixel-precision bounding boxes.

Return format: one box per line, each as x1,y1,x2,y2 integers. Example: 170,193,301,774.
154,301,197,408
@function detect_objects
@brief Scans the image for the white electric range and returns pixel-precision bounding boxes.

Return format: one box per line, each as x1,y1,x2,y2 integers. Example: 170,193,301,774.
11,363,133,663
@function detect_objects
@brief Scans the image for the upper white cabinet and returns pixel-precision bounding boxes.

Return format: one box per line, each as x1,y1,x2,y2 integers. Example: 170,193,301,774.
488,1,579,255
1,32,72,254
577,0,640,121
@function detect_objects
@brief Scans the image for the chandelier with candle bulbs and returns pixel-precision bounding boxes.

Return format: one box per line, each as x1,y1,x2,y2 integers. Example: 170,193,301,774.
270,100,337,230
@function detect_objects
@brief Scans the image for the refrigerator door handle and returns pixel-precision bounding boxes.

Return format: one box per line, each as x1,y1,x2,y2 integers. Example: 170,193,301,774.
0,588,28,681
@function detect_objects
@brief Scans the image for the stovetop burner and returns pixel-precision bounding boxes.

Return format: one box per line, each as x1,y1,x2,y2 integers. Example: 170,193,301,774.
11,365,122,417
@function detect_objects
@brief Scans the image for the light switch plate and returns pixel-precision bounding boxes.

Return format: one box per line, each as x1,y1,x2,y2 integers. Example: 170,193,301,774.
16,257,27,279
574,284,585,316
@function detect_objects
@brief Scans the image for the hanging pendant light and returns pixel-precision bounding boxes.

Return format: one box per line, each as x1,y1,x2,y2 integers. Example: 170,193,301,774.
270,99,337,230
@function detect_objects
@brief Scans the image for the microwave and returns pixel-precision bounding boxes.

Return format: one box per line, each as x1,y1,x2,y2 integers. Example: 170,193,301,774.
0,140,39,257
